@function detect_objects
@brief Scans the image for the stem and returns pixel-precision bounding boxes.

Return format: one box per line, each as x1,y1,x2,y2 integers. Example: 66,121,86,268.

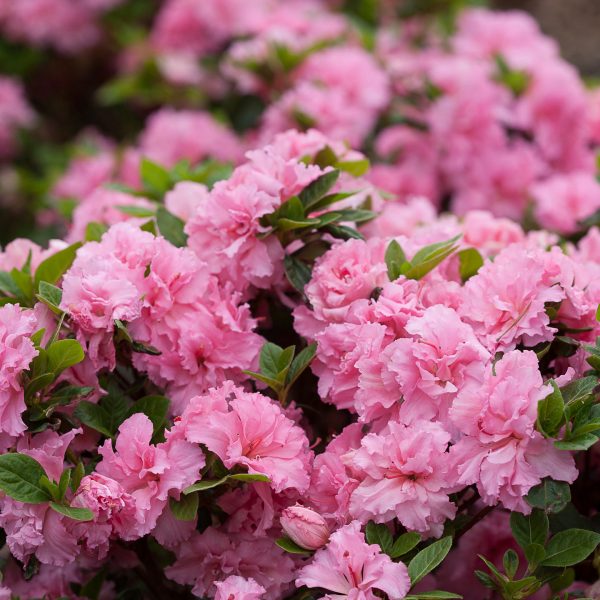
455,505,494,543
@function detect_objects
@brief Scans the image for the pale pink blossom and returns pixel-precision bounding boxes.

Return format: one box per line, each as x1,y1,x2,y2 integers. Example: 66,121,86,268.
215,576,266,600
280,505,329,550
296,521,410,600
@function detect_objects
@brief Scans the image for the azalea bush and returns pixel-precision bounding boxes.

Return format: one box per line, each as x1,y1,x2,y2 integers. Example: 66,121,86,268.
1,1,600,599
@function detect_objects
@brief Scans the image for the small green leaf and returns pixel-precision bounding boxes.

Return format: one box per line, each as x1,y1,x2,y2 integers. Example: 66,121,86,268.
229,473,270,483
0,271,23,299
36,281,63,312
58,469,71,500
526,479,571,514
46,339,85,375
116,205,156,218
184,477,229,493
537,381,565,437
299,170,340,210
140,158,171,196
524,543,545,567
73,401,114,438
510,509,548,548
85,222,108,242
390,532,421,559
405,593,462,599
169,493,199,521
34,243,82,288
561,376,598,419
0,453,51,503
365,521,393,554
335,159,370,177
554,433,599,451
403,236,461,280
541,529,600,567
284,255,312,292
49,502,94,522
156,207,188,247
285,343,316,388
324,224,364,240
242,370,282,390
276,536,311,555
385,240,407,281
314,146,338,168
458,248,484,282
260,343,285,379
502,549,519,579
408,537,453,585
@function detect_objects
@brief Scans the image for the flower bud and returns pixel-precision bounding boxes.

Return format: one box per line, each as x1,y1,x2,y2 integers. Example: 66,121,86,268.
280,505,330,550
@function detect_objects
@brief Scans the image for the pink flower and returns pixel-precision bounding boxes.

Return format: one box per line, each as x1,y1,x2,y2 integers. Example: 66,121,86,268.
52,150,115,202
139,108,243,167
380,305,490,425
165,181,209,222
0,304,39,436
303,239,388,325
280,505,330,550
215,576,266,600
180,382,311,493
70,473,137,558
459,244,564,352
0,76,34,159
532,172,600,235
346,420,456,535
96,413,204,535
296,521,410,600
449,350,578,511
166,527,295,599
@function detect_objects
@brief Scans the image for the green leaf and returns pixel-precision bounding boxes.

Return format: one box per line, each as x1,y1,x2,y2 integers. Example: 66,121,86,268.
537,381,565,437
129,395,169,434
260,343,285,379
526,479,571,514
73,401,113,438
503,549,519,579
277,196,305,221
365,521,393,554
385,240,407,281
524,543,546,567
140,158,171,196
335,209,376,224
324,224,364,240
85,222,107,242
403,236,461,280
80,568,106,600
229,473,270,483
390,532,421,559
34,242,82,288
156,207,188,247
314,146,338,168
510,509,548,548
408,537,453,585
0,270,23,299
49,502,94,522
36,281,63,312
116,205,156,218
458,248,484,282
275,536,311,555
276,218,320,231
131,341,162,355
335,159,370,177
0,453,52,503
46,339,85,375
25,373,55,398
285,343,317,388
284,255,312,292
299,170,340,210
51,385,93,403
11,268,33,302
242,370,282,390
169,493,199,521
308,191,357,213
184,477,229,493
561,376,598,419
541,529,600,567
554,433,599,451
474,570,496,589
58,469,71,500
102,395,130,434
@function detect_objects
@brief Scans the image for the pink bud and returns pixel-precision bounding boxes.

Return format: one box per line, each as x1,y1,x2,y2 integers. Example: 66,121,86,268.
280,505,330,550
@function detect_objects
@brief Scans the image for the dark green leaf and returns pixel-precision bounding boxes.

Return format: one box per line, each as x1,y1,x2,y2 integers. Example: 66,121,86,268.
537,381,564,437
405,593,462,600
184,477,229,493
169,493,199,521
324,224,364,240
276,536,311,555
554,433,599,451
561,376,598,419
524,543,546,567
284,255,312,292
0,271,23,298
299,170,340,210
503,549,519,579
541,529,600,567
229,473,270,483
58,469,71,500
390,532,421,559
49,502,94,522
277,217,321,231
129,395,169,434
285,343,317,388
242,370,282,390
408,537,453,585
156,207,188,247
46,339,85,374
365,521,393,554
74,401,113,438
526,479,571,514
0,453,51,503
34,243,82,288
510,509,548,548
314,146,338,168
36,281,63,312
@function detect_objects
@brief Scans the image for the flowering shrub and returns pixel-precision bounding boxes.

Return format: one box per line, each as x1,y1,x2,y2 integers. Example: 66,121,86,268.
1,1,600,599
